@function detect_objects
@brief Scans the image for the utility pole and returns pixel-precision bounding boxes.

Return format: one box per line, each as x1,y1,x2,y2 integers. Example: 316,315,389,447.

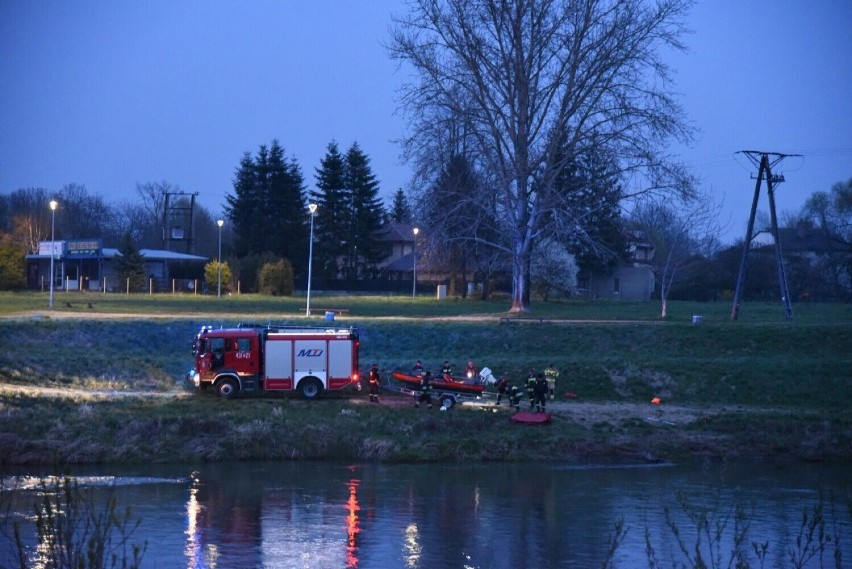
730,150,800,321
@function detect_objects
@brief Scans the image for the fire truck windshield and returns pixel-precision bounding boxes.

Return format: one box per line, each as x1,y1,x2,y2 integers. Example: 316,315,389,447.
192,338,205,357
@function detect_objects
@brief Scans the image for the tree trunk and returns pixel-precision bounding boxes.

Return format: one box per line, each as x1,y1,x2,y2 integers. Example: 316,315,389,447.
510,254,530,312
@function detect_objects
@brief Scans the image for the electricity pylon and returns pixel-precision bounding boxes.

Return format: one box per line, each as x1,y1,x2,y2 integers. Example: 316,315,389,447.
730,150,800,321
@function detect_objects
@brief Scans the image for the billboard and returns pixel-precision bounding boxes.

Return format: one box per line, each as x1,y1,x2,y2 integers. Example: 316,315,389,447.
66,239,102,258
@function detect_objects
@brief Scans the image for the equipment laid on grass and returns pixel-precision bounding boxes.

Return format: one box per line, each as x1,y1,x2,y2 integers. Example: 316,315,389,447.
510,411,552,425
187,323,360,400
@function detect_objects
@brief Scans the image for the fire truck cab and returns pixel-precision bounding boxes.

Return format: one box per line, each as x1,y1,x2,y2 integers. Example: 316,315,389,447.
188,324,361,400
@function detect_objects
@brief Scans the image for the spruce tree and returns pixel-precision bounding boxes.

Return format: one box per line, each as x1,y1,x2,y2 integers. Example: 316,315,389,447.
345,142,385,274
390,188,411,223
115,232,147,292
267,140,307,267
226,152,262,257
225,140,309,282
311,141,349,278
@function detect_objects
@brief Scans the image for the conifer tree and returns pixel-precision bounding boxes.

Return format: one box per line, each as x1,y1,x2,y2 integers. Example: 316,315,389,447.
225,140,308,279
389,188,411,223
115,232,147,292
227,152,262,258
311,141,349,278
266,141,308,267
345,142,385,274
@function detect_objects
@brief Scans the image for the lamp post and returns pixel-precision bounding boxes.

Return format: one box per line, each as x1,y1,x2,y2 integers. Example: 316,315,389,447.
412,227,419,298
49,200,58,308
306,203,318,316
216,219,224,297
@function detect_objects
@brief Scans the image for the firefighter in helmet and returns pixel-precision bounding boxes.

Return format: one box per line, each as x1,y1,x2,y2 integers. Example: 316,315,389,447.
544,363,560,400
508,383,523,411
526,368,537,409
415,371,433,408
368,363,380,403
441,361,454,382
495,375,510,405
533,372,548,413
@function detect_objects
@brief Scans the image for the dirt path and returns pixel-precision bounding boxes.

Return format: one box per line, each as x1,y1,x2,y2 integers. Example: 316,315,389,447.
0,382,189,400
0,379,721,426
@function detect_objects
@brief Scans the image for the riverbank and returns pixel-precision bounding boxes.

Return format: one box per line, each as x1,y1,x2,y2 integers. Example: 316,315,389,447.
1,383,850,465
1,294,850,466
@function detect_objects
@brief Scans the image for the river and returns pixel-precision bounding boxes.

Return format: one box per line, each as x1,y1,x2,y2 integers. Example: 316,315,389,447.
2,461,849,568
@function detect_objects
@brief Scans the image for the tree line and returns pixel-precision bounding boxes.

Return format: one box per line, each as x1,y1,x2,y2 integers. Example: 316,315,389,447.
1,0,850,306
0,138,411,293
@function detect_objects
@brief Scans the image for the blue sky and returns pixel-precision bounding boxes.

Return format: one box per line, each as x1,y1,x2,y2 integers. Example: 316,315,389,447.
1,0,850,244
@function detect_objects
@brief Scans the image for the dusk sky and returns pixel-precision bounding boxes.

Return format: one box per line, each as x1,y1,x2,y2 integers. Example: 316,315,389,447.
2,0,850,244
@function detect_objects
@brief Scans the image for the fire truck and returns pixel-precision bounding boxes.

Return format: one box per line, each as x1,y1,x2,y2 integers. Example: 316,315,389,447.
187,323,361,400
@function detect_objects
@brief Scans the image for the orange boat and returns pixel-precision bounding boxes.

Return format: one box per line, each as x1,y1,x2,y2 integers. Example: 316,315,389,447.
390,369,485,396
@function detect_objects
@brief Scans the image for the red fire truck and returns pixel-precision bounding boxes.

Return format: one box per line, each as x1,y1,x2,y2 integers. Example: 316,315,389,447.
187,324,361,399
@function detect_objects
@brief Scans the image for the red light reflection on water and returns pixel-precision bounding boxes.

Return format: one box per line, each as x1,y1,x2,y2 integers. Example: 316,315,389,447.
344,478,361,568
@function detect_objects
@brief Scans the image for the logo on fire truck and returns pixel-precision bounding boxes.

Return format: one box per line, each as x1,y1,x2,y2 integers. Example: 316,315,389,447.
297,349,324,357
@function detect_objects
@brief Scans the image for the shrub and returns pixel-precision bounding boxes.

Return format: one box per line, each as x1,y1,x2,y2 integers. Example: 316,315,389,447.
204,260,232,294
258,259,294,296
0,236,25,290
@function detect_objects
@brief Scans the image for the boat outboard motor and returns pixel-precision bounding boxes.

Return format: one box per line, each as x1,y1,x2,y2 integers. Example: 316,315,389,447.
478,367,498,385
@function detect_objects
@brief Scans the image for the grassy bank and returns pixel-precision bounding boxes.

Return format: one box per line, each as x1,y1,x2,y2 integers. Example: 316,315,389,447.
1,293,850,465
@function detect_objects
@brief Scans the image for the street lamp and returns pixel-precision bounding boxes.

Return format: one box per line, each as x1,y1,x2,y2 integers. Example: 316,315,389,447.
216,219,224,297
412,227,419,298
306,203,318,316
49,200,58,308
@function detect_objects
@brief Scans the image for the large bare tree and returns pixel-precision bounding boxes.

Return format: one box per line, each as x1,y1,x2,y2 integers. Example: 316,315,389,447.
630,191,723,318
391,0,695,311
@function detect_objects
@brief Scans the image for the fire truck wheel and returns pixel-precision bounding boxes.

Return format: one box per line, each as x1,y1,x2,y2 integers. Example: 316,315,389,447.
299,378,323,400
440,395,455,409
216,378,238,400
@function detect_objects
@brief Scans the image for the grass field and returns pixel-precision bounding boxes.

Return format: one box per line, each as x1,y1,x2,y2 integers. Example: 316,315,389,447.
1,291,850,464
7,289,852,322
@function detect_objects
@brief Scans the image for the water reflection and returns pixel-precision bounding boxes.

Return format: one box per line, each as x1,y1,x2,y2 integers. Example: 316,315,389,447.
3,462,850,568
345,479,361,568
403,523,421,568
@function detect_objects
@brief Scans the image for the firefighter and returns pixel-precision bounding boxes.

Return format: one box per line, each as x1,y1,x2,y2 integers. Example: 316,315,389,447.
413,360,424,373
368,363,380,403
508,383,523,411
544,363,560,400
415,371,433,408
533,372,548,412
525,368,537,409
441,360,454,382
495,375,510,405
464,360,477,381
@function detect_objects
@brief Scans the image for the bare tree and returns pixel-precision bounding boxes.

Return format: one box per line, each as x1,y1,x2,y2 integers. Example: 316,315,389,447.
4,187,52,253
630,191,723,318
55,183,115,239
391,0,695,311
802,178,852,241
135,181,179,248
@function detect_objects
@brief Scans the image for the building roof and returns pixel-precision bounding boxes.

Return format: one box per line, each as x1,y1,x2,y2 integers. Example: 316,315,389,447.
27,248,208,262
384,251,416,271
377,221,417,243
